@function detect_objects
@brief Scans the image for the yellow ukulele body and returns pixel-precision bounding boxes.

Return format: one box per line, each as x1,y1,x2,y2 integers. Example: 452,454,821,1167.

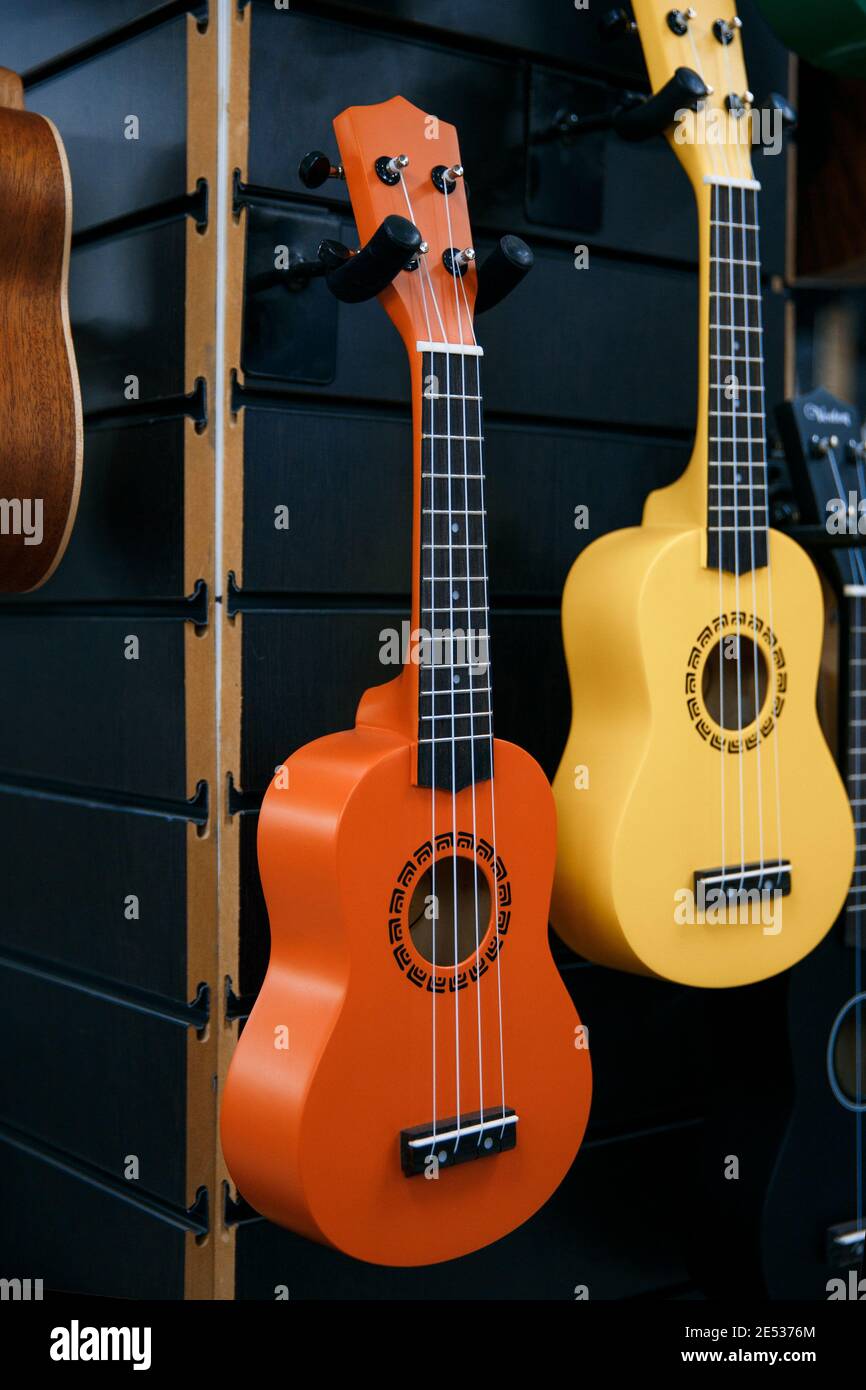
551,521,854,987
551,0,855,986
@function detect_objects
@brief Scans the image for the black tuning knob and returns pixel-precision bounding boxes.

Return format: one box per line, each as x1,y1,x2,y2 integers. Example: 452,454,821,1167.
599,7,637,40
474,235,534,315
615,66,709,141
298,149,344,189
326,214,422,303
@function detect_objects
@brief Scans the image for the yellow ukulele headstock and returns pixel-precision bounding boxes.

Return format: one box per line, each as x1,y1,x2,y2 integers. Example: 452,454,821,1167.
631,1,755,188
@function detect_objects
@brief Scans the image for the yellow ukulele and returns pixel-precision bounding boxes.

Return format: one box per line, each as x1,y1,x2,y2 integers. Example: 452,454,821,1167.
551,0,854,988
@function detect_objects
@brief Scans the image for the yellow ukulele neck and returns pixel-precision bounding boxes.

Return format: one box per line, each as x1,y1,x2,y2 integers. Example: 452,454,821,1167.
635,1,765,554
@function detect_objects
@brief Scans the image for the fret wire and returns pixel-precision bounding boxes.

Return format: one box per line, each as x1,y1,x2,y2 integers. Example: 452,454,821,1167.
709,384,765,392
421,471,486,480
419,733,492,745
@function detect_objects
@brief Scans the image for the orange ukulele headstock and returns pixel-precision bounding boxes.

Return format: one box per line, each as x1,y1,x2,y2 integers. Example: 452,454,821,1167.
334,95,477,354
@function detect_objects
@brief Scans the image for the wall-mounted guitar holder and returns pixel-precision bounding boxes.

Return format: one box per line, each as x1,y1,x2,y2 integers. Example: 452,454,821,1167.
238,147,534,388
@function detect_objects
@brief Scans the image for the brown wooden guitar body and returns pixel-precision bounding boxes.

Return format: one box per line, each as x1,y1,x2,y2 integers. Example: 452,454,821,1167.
0,69,82,592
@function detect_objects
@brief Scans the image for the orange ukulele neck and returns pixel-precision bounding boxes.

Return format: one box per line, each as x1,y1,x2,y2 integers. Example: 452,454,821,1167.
334,97,491,789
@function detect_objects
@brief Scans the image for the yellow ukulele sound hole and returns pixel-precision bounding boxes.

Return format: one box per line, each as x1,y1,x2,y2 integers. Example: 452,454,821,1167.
701,635,770,731
408,855,492,967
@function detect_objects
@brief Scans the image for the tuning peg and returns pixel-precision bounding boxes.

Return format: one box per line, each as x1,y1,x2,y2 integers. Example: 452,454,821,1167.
667,8,696,36
847,438,866,464
599,7,638,40
725,91,754,117
443,246,476,277
376,153,410,185
713,16,743,45
298,149,345,189
252,215,423,305
474,235,534,315
431,163,464,193
810,433,840,457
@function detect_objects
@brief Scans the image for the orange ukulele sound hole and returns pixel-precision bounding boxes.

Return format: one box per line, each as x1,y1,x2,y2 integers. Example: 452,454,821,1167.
701,634,770,730
408,854,492,967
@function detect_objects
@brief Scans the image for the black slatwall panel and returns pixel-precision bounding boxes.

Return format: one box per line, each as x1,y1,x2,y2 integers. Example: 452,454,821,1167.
234,0,796,1299
0,1128,186,1300
28,14,188,233
1,1,164,72
0,0,204,1297
32,422,186,602
69,221,187,412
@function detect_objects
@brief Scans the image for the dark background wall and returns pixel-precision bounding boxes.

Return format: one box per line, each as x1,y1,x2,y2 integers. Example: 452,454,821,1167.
0,0,859,1302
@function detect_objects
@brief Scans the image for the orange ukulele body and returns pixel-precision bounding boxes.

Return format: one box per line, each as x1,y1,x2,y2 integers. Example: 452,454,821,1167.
223,714,586,1266
221,97,591,1267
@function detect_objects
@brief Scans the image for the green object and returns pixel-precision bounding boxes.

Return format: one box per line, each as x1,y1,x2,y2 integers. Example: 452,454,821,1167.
754,0,866,76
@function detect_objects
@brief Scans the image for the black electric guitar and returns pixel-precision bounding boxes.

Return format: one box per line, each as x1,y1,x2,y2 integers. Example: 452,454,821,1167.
758,388,865,1297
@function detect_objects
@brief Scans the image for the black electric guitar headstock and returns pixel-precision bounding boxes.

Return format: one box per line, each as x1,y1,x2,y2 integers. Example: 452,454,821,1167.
776,387,866,592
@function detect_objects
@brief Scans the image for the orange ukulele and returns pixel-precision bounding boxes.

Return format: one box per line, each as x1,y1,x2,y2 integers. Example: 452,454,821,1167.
221,96,591,1267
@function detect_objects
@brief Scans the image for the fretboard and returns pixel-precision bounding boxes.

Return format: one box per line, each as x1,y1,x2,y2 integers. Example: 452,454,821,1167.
416,345,493,793
706,181,769,574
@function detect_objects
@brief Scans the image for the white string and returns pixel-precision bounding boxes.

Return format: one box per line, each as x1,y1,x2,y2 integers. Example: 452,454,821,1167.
718,38,739,183
398,173,447,1143
425,353,438,1141
398,171,467,1146
724,35,777,890
442,184,485,1137
723,182,748,891
712,184,726,895
751,197,784,882
438,273,462,1146
456,266,506,1129
688,30,727,180
740,185,766,886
